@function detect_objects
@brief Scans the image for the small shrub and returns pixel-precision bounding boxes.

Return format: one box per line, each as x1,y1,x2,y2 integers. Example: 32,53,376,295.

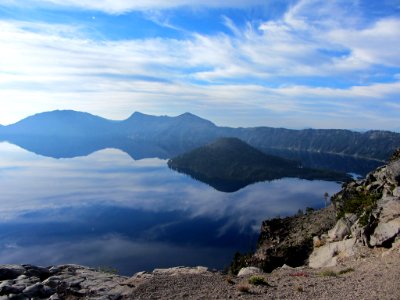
319,270,337,277
248,275,268,286
305,207,314,214
225,276,235,285
229,251,252,275
97,266,118,275
336,189,381,226
314,239,325,248
338,267,355,275
237,283,251,293
295,285,304,292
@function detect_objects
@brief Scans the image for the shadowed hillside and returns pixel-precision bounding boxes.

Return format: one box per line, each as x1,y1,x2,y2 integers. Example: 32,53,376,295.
168,138,350,192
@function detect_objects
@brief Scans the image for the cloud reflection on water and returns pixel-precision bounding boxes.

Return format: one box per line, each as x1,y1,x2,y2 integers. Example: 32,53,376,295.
0,142,341,273
0,142,340,223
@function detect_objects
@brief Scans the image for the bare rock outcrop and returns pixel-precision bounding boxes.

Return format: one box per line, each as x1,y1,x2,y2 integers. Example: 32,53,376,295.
246,205,337,272
309,149,400,268
0,265,214,299
237,267,263,277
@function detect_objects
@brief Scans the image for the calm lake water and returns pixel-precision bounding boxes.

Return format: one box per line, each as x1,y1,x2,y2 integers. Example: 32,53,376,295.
0,142,375,275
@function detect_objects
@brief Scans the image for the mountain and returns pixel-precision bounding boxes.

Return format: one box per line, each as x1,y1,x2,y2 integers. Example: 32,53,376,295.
1,110,400,161
229,127,400,161
168,138,350,192
2,110,116,137
119,112,219,152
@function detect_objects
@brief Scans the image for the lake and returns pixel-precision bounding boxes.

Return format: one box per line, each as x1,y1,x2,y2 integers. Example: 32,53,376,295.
0,141,380,275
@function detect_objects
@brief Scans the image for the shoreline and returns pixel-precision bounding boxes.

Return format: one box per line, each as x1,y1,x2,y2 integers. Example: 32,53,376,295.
1,243,399,299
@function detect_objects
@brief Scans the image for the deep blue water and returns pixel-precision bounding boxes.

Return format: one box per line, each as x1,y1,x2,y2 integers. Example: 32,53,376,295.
0,142,347,275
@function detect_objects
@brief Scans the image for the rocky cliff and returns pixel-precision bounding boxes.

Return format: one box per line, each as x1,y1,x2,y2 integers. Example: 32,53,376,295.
245,149,400,272
246,206,337,272
309,148,400,268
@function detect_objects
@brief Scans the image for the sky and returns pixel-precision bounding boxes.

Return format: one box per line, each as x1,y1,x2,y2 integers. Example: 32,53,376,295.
0,0,399,130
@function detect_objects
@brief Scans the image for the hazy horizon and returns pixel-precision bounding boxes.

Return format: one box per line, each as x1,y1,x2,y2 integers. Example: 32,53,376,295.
0,109,400,133
0,1,399,130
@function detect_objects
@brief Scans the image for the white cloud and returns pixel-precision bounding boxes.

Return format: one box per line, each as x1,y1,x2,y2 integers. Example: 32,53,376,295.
0,1,399,130
0,0,266,14
329,18,400,67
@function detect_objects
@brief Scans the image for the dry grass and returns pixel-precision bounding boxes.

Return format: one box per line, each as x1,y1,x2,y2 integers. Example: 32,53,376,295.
225,276,235,285
319,270,338,277
295,285,304,292
237,283,251,293
289,271,309,277
338,267,355,275
314,238,326,248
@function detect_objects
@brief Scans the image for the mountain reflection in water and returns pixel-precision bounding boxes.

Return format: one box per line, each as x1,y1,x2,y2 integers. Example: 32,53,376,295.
0,140,380,275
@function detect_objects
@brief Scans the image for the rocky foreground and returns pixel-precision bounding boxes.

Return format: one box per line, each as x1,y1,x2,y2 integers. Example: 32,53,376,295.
1,244,399,299
1,150,400,299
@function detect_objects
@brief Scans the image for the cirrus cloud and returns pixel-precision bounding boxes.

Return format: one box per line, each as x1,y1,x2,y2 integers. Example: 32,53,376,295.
0,0,399,130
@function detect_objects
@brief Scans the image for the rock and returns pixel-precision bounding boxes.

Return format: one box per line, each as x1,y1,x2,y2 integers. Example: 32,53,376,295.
327,214,357,242
249,205,337,272
153,266,208,276
370,218,400,247
279,264,294,270
49,294,61,300
22,265,51,280
377,197,400,223
49,266,61,275
43,276,62,288
0,295,28,300
0,265,25,281
309,238,356,268
237,267,263,276
0,280,25,295
22,282,54,298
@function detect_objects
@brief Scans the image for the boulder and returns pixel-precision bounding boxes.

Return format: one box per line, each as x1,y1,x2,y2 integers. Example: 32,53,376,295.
237,267,263,277
370,218,400,247
0,265,25,280
327,214,357,242
22,283,54,298
22,265,51,280
309,238,356,268
0,280,25,295
377,197,400,223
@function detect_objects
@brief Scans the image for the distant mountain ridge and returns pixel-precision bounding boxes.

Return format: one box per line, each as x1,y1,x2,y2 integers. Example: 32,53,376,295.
0,110,399,161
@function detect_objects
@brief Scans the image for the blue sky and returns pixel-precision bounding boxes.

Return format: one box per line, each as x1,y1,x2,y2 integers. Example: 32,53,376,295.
0,0,399,130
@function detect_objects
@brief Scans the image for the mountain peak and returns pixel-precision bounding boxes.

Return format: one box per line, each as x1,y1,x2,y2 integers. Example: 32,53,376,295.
178,112,202,119
127,111,170,121
179,112,196,117
130,111,147,117
176,112,216,126
4,110,111,137
26,110,100,121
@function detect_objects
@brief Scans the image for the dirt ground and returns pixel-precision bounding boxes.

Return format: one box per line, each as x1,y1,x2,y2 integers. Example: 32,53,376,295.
126,243,400,300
